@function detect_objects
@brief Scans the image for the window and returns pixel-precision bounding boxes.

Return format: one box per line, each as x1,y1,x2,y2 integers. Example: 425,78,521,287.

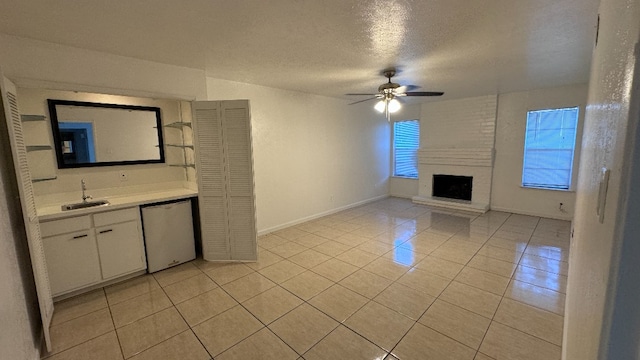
522,107,579,190
393,120,420,179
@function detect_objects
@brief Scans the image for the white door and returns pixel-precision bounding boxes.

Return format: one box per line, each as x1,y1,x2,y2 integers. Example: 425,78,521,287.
192,101,230,260
1,73,54,351
221,101,257,261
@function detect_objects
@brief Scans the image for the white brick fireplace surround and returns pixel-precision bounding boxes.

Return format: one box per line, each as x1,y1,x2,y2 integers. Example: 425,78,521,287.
412,148,494,212
410,95,498,213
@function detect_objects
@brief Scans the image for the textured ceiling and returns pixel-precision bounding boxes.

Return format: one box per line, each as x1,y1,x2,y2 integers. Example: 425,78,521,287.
0,0,600,101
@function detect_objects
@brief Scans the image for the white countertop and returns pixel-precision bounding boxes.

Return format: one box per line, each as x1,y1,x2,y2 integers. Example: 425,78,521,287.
38,188,198,221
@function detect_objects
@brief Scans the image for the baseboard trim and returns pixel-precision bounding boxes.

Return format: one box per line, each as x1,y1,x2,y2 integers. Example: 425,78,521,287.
389,193,415,199
257,194,389,236
490,206,573,221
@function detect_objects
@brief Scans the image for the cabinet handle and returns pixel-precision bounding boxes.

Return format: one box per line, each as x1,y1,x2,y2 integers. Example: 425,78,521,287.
72,234,88,239
99,229,113,234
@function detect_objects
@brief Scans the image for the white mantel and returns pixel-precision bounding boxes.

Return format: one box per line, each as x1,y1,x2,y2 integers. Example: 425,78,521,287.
412,148,494,212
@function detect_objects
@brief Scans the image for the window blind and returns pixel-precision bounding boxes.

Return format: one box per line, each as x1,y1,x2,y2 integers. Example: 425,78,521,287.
522,107,579,190
393,120,420,179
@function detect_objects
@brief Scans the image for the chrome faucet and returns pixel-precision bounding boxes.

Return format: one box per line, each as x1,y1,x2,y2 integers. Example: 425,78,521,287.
81,179,92,203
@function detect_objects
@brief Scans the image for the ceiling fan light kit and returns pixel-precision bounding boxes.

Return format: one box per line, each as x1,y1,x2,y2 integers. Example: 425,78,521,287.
375,98,401,114
347,67,444,121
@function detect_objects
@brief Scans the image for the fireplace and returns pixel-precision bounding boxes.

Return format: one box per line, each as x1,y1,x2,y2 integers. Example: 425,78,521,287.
432,175,473,201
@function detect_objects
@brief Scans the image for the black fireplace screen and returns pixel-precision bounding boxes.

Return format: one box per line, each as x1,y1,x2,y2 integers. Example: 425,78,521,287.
432,175,472,201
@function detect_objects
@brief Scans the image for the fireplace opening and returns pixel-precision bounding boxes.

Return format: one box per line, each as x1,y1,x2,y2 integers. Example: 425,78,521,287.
432,175,473,201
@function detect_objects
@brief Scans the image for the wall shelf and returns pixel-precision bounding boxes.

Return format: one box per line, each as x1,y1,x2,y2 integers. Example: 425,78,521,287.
169,164,196,169
21,114,46,122
164,122,192,129
166,144,194,149
26,145,53,152
32,176,57,183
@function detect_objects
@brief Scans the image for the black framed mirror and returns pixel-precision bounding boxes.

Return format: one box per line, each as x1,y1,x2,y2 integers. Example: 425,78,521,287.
47,99,165,168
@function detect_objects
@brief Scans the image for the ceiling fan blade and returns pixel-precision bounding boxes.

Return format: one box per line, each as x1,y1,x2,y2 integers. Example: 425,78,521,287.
395,85,420,93
404,91,444,96
348,97,379,105
346,93,380,96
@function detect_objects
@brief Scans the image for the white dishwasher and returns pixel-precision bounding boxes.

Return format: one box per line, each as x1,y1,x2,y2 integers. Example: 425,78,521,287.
141,199,196,273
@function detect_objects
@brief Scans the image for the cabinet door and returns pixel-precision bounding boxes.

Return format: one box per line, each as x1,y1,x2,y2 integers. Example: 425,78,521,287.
42,231,101,296
96,221,146,279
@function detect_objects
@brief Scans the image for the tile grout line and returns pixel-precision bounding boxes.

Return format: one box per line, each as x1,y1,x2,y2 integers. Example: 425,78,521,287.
102,286,129,360
474,215,545,359
383,211,507,358
46,201,569,360
154,266,215,360
42,288,118,359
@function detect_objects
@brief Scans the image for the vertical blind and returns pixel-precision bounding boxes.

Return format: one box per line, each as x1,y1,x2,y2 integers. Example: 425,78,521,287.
394,120,420,178
522,107,579,190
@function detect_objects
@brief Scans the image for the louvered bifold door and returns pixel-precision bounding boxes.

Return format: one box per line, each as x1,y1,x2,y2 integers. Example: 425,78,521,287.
221,101,257,261
1,74,54,351
192,102,230,260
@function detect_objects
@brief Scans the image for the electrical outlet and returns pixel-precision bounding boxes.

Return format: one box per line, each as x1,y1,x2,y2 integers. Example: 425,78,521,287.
119,171,128,181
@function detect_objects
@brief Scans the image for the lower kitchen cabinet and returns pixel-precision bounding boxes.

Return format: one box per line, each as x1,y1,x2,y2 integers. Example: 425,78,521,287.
41,206,147,297
96,220,146,280
42,230,102,295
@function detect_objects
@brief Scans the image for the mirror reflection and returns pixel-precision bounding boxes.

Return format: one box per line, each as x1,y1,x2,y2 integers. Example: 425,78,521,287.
48,100,165,168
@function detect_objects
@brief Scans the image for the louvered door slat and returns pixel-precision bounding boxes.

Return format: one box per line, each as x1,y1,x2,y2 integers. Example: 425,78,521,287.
228,196,257,259
223,107,253,196
1,74,54,351
192,103,230,260
199,196,230,260
222,102,257,261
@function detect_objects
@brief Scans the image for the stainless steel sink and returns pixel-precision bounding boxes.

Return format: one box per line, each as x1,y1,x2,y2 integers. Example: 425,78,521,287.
61,200,110,211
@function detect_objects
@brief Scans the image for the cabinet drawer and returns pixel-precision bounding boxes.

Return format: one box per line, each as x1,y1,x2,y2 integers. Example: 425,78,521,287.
41,215,91,237
93,207,139,227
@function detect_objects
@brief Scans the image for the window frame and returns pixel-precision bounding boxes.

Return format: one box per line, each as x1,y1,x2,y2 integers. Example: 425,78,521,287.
521,106,580,191
392,119,420,180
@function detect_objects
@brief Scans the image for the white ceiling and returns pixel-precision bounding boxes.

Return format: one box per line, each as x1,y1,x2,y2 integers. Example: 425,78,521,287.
0,0,600,101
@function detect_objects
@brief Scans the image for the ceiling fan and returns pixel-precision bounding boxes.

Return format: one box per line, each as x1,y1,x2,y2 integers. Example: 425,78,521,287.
347,68,444,121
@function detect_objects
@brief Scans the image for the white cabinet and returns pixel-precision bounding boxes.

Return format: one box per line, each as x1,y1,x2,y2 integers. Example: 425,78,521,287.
41,206,146,297
42,230,101,296
95,207,146,280
192,100,257,261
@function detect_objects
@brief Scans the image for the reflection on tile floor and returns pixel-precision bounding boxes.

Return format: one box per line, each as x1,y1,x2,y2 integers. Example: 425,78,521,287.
42,198,571,360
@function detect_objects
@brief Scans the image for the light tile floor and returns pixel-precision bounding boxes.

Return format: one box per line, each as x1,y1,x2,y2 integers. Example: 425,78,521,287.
42,197,570,360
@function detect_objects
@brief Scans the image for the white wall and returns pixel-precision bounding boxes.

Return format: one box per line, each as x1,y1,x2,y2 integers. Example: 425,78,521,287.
492,85,588,220
0,34,207,101
16,88,191,203
390,177,419,199
563,0,640,358
0,35,208,204
389,103,421,198
0,86,40,360
206,78,390,233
